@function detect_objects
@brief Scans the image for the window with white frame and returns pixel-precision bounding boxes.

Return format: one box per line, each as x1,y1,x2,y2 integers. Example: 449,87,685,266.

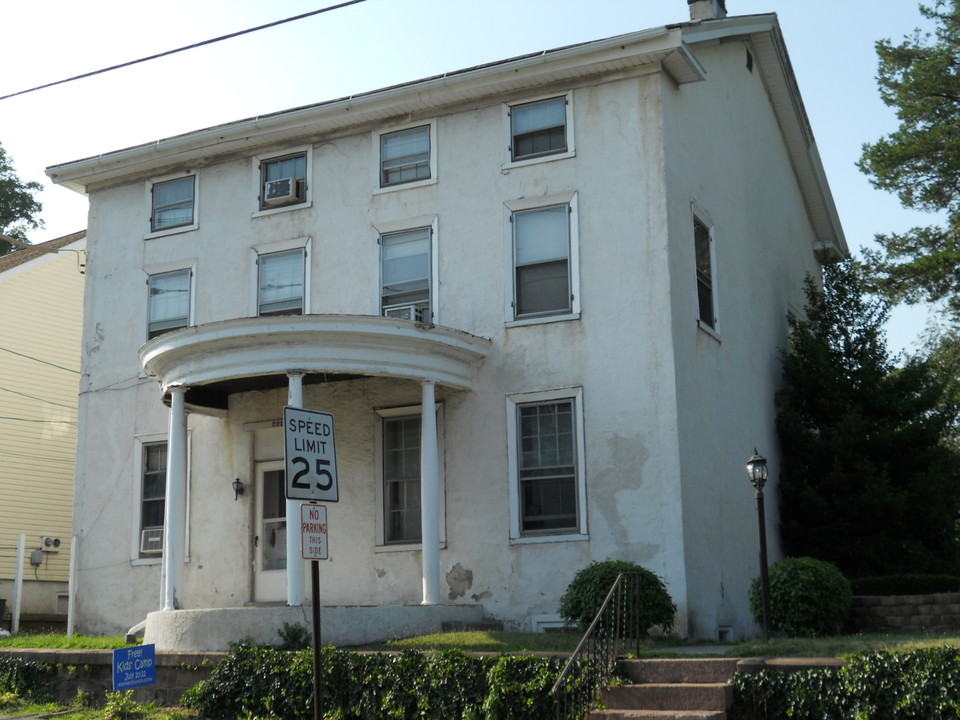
258,248,305,316
259,151,307,210
383,415,422,544
151,176,195,232
512,204,571,318
507,389,586,539
510,96,568,162
381,227,430,321
147,269,191,339
693,215,716,330
139,442,166,556
380,125,431,187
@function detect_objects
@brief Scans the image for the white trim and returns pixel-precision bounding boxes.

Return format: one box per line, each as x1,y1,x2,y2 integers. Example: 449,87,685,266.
145,171,199,239
690,199,720,337
503,191,580,324
506,387,587,543
373,216,439,324
131,432,192,565
501,91,576,170
251,145,314,218
372,120,438,194
373,403,446,550
250,236,312,316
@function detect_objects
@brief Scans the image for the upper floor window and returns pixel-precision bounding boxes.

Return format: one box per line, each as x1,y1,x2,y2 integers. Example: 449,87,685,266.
693,214,717,331
139,441,166,556
258,248,305,316
151,176,195,232
381,227,431,322
260,152,307,210
380,125,431,187
147,269,191,339
513,204,571,318
510,97,568,162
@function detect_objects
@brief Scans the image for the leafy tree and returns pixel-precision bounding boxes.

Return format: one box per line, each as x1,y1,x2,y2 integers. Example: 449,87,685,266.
776,261,960,578
0,141,42,256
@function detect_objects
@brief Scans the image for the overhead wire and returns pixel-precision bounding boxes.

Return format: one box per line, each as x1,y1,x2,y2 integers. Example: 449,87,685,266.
0,346,79,373
0,0,368,102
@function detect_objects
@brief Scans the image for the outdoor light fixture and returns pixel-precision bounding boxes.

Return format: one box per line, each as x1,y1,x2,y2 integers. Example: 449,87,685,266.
746,448,771,640
232,477,245,501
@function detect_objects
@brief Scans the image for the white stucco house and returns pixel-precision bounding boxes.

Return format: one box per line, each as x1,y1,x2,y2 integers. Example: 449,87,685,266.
48,3,846,648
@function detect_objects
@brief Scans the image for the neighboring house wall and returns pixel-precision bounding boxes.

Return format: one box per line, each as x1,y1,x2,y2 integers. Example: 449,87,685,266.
53,16,845,640
0,232,85,618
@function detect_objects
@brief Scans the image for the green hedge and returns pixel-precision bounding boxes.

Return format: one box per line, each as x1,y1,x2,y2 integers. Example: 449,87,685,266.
181,643,568,720
731,647,960,719
0,656,53,702
850,574,960,596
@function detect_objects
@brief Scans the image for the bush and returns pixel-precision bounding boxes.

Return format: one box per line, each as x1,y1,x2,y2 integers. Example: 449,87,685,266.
750,557,851,636
850,573,960,596
558,559,676,635
0,656,52,702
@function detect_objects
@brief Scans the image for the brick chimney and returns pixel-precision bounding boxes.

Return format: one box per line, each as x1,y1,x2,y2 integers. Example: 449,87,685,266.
688,0,727,20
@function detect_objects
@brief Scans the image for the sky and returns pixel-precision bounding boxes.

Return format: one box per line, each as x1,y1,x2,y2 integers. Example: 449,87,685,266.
0,0,940,353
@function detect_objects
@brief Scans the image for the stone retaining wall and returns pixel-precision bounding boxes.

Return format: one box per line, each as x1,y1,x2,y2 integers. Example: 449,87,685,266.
850,593,960,633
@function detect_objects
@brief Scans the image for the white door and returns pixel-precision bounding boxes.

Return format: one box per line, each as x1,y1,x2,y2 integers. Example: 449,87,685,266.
255,461,287,601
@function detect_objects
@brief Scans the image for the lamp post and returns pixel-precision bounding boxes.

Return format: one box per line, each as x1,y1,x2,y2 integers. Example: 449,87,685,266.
746,449,771,640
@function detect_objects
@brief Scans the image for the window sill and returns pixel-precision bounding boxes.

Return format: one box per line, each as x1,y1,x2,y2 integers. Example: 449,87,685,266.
697,320,722,343
506,312,580,328
131,556,162,566
373,177,437,196
510,532,588,546
145,223,199,240
251,201,312,219
501,150,575,172
375,540,446,553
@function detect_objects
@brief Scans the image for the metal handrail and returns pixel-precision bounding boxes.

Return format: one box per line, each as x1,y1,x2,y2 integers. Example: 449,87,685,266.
550,572,646,720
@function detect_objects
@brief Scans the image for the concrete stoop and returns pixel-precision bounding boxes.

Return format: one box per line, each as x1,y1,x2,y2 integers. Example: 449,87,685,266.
588,659,739,720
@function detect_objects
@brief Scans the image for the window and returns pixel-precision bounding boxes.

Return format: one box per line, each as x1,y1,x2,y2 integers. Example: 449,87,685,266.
151,176,195,232
259,152,307,210
258,248,304,316
510,97,567,162
507,388,586,540
513,204,571,318
380,125,430,187
147,269,190,339
140,442,166,556
381,227,430,321
694,215,716,329
383,416,421,544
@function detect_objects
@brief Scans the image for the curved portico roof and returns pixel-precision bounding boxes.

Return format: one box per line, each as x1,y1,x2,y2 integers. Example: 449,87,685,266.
140,314,491,411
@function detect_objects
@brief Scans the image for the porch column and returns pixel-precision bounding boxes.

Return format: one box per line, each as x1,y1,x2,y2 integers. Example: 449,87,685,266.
286,371,305,606
420,380,440,605
162,386,188,611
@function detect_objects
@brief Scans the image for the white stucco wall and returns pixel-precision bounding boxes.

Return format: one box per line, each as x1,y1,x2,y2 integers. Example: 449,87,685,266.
69,34,832,641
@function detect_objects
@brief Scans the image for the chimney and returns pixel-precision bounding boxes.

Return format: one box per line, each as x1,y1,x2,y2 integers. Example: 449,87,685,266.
688,0,727,20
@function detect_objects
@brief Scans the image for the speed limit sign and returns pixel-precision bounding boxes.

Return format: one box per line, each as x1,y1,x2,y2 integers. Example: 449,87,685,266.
283,406,339,502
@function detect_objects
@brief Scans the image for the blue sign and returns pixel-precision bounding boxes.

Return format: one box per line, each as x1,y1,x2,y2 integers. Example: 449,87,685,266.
113,644,157,690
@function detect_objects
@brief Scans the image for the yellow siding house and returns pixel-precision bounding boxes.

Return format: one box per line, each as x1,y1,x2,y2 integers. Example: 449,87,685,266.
0,231,85,625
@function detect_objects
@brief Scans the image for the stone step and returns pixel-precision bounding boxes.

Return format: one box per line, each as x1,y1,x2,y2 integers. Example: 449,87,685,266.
602,683,733,712
588,710,726,719
620,658,740,684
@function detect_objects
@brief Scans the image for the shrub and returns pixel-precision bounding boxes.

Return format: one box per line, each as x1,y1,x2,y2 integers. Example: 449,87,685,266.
750,557,851,636
558,559,676,635
0,656,52,702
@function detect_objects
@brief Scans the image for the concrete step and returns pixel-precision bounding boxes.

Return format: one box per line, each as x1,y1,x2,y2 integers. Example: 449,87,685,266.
602,683,733,712
620,658,740,684
588,710,726,719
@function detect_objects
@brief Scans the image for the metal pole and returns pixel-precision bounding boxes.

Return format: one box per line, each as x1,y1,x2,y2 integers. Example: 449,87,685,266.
756,487,771,640
12,534,24,634
311,559,322,720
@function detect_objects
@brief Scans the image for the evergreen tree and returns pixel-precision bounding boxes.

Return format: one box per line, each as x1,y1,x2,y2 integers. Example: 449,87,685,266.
0,141,42,255
777,261,960,577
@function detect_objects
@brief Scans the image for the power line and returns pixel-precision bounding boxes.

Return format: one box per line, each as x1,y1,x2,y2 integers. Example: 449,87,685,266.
0,346,79,374
0,384,77,410
0,0,368,102
0,416,76,425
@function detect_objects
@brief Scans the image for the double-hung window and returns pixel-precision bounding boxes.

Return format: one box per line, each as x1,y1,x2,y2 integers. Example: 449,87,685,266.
380,125,431,187
513,204,571,318
151,176,195,232
140,442,166,556
381,227,431,321
260,152,307,210
147,269,191,339
693,214,717,330
258,248,305,316
383,415,422,544
510,97,568,162
507,388,586,540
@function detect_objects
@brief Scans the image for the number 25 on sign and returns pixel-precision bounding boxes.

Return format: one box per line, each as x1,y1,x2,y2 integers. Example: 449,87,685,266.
284,406,339,502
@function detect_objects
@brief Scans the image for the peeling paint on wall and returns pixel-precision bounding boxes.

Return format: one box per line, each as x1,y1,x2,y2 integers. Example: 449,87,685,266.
446,562,473,600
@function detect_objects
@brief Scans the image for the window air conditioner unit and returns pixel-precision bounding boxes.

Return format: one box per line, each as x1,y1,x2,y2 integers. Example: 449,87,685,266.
263,177,300,206
140,527,164,555
384,304,425,322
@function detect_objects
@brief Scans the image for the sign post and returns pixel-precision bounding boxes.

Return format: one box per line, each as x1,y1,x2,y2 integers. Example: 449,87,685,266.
284,407,338,720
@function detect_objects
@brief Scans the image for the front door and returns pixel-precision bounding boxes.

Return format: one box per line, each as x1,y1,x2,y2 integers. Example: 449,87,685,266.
255,461,287,601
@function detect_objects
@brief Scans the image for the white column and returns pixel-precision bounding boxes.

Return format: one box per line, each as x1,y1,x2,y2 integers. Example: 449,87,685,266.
420,380,440,605
286,371,305,606
163,386,188,611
